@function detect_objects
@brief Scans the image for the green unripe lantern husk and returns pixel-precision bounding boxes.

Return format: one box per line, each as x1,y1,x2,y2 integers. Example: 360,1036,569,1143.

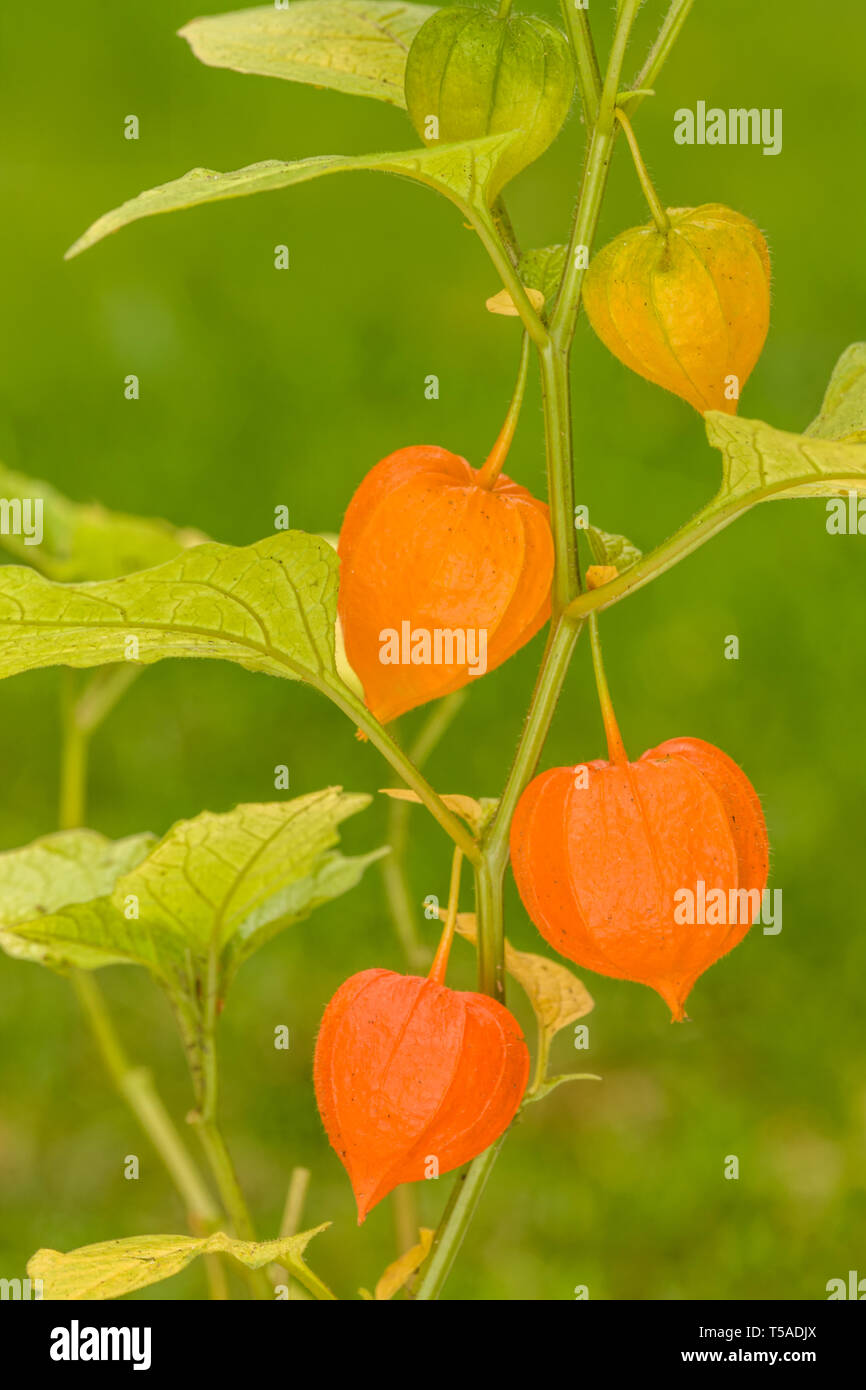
405,7,576,201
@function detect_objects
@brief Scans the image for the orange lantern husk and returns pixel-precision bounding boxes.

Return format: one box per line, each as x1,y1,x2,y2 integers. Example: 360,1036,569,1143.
337,445,553,723
583,204,771,415
510,734,769,1020
314,941,529,1221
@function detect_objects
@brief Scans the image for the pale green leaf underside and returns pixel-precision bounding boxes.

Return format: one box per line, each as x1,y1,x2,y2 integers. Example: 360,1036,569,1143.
0,830,153,928
1,898,184,977
0,531,338,684
1,794,382,986
0,462,207,582
226,842,387,978
570,346,866,621
804,341,866,442
29,1226,334,1301
114,788,371,952
65,133,517,259
705,409,866,508
0,831,155,969
180,0,437,107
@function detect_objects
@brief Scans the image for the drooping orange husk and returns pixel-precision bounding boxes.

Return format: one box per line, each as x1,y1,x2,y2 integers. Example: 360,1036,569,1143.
583,205,771,414
510,736,769,1019
314,967,529,1221
338,446,553,722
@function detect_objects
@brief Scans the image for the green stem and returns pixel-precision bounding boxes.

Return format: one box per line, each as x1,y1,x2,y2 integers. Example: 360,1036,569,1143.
415,0,647,1302
72,972,220,1229
429,847,464,985
59,670,88,830
588,613,627,763
562,488,764,625
321,674,480,865
551,0,641,346
622,0,695,118
382,695,466,972
560,0,602,126
474,857,503,1001
473,208,548,349
413,1137,507,1300
485,619,582,871
60,672,226,1292
478,332,531,489
614,107,670,233
539,343,580,614
176,980,273,1299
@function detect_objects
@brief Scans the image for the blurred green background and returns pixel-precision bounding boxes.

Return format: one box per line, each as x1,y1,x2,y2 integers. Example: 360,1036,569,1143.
1,0,864,1301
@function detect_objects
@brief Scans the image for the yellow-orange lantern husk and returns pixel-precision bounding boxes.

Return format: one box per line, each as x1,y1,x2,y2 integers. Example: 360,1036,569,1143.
314,967,530,1221
338,446,553,723
583,204,771,414
509,737,769,1019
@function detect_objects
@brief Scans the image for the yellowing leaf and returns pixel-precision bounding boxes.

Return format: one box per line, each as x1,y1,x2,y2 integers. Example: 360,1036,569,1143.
180,1,437,108
451,911,594,1038
0,531,338,686
28,1228,334,1301
804,342,866,443
586,564,619,590
486,287,545,317
705,410,866,506
374,1228,435,1300
379,788,484,831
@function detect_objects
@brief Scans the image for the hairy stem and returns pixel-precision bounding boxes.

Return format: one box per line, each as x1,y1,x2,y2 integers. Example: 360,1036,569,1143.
416,0,647,1301
623,0,695,117
72,972,220,1229
60,673,225,1287
322,675,480,864
413,1137,507,1300
560,0,601,126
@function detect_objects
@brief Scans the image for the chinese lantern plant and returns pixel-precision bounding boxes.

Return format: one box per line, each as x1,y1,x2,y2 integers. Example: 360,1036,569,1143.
0,0,860,1304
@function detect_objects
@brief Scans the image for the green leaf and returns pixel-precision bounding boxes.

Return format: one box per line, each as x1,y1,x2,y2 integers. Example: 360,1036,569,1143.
28,1226,334,1301
704,409,866,507
0,462,207,582
112,788,377,966
226,842,387,981
566,345,866,624
65,133,518,260
585,524,643,571
804,342,866,442
0,531,338,686
3,793,382,990
0,830,155,970
517,244,566,306
179,1,437,108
